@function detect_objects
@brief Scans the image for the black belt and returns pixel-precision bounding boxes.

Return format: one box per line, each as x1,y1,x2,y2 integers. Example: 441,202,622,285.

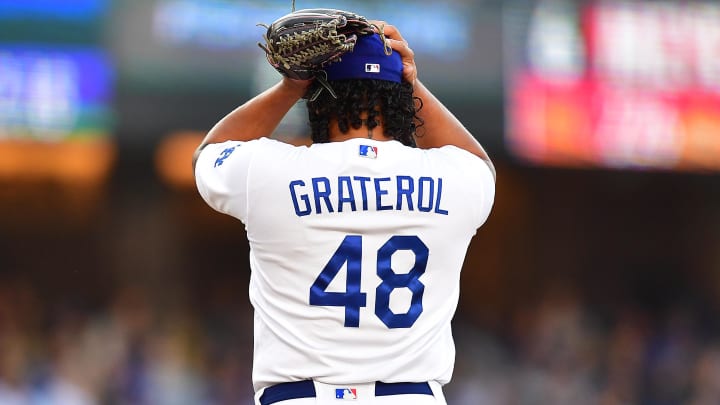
259,380,433,405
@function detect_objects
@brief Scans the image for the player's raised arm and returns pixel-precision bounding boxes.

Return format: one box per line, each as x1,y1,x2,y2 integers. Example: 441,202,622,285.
191,77,310,169
375,22,496,180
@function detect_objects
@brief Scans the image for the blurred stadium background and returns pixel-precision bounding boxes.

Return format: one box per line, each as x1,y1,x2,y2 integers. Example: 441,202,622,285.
1,0,719,404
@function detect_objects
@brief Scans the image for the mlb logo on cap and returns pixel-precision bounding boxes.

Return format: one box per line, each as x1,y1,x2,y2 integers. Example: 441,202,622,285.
359,145,378,159
324,34,402,83
336,388,358,400
365,63,380,73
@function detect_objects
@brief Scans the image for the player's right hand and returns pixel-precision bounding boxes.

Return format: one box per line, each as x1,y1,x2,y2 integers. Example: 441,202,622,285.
370,21,417,85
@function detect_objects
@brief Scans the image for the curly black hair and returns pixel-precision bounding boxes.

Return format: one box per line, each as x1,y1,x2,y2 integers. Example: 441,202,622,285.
305,79,423,147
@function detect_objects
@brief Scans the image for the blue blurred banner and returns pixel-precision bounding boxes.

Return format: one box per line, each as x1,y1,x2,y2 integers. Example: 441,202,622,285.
0,45,114,139
152,0,470,55
0,0,110,19
115,0,482,94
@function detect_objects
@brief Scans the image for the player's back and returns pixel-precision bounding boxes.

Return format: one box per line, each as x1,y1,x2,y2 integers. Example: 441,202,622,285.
194,137,494,391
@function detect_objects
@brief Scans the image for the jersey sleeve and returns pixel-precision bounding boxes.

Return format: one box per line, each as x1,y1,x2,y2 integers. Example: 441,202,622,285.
440,145,496,228
472,156,496,227
194,140,259,223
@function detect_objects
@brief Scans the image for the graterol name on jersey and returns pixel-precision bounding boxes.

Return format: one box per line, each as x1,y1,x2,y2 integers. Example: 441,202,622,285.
289,175,449,217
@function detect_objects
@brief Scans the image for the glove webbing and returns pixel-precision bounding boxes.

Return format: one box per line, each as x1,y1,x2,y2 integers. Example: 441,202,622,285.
269,25,353,70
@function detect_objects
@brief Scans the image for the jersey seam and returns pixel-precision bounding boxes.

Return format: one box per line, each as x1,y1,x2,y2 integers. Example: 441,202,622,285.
476,162,495,225
243,140,262,225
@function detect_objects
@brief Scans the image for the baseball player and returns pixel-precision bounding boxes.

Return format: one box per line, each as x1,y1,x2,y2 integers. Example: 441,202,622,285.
193,20,495,405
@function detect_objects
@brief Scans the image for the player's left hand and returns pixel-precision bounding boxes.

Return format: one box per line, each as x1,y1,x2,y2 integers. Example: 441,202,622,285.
370,21,417,85
281,76,313,98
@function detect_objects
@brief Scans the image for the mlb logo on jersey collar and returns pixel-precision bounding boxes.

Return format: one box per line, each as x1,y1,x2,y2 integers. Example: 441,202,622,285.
335,388,358,400
359,145,378,159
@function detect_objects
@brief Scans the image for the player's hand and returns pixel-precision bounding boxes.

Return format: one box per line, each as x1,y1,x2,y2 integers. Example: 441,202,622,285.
281,76,313,98
370,21,417,85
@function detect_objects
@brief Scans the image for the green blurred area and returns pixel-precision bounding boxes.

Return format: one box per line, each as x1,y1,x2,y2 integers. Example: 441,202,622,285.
0,20,105,44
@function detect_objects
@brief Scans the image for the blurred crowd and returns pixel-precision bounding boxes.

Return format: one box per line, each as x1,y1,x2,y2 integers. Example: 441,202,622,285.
0,280,254,405
449,289,720,405
1,278,719,405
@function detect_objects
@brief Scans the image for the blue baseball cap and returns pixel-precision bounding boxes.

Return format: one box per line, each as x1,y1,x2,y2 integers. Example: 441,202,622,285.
324,33,402,83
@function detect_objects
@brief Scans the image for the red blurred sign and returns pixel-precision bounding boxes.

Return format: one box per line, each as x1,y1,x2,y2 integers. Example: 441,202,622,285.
507,1,720,171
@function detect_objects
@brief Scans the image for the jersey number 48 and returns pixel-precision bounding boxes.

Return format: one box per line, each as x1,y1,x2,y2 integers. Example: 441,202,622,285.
309,235,427,329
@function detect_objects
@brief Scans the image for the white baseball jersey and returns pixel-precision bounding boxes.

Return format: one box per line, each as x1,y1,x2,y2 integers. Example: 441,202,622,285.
195,137,495,392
